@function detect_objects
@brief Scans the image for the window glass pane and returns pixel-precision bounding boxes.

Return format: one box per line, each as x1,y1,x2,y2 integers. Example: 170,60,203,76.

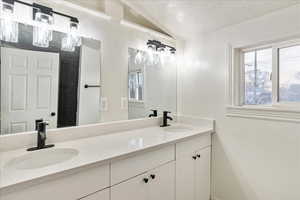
128,73,137,100
279,45,300,102
137,72,144,101
244,49,272,105
128,71,144,101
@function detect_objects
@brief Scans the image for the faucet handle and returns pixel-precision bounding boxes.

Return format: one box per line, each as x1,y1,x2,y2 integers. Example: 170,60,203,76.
35,119,43,130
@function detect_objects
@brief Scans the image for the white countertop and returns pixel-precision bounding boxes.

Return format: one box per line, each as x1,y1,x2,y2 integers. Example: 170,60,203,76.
0,122,213,191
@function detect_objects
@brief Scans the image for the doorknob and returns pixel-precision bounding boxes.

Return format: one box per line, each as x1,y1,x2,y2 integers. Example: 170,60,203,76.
50,112,56,117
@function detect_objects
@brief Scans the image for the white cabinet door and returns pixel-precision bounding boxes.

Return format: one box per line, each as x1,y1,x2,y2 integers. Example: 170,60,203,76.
176,149,197,200
148,161,175,200
80,189,109,200
111,172,148,200
195,147,211,200
176,146,211,200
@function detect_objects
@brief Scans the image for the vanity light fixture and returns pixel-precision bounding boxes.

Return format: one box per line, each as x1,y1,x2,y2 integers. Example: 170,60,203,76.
0,0,18,43
0,0,81,49
32,3,54,48
147,40,176,55
146,40,176,65
61,17,81,52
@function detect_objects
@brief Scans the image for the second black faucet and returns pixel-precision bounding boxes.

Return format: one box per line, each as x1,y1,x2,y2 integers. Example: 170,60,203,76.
161,111,173,127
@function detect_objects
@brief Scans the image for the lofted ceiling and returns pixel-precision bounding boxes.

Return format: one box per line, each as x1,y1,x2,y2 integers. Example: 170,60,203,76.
44,0,300,40
123,0,300,39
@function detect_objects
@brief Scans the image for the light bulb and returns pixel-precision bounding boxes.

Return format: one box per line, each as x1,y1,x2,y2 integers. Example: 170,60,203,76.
33,11,54,48
61,19,81,52
0,1,18,43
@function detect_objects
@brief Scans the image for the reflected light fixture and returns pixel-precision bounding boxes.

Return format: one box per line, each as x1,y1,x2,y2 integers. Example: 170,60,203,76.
0,0,18,43
32,4,54,48
146,40,176,65
61,17,81,52
134,50,144,65
146,40,176,55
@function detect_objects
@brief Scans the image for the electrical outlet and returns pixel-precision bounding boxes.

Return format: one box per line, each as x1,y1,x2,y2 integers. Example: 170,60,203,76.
121,97,128,110
100,97,108,111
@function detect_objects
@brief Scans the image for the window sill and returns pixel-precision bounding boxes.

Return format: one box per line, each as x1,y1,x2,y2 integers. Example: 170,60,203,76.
226,105,300,123
128,100,144,104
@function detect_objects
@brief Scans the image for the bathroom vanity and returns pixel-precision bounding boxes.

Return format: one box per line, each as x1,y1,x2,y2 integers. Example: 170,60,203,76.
0,116,214,200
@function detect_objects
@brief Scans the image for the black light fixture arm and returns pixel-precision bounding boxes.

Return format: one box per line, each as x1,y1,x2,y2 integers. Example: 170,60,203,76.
8,0,79,22
147,40,176,53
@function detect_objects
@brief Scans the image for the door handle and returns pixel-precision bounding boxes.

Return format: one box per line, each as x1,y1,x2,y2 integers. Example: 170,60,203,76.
50,112,56,117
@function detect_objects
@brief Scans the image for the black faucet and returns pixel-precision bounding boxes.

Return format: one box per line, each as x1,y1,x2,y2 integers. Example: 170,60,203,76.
160,111,173,127
27,121,55,151
149,110,158,118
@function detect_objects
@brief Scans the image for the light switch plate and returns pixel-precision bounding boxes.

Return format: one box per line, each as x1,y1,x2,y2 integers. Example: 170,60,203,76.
100,97,108,111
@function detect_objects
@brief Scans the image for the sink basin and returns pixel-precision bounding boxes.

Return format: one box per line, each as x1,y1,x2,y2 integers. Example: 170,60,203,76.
164,125,193,133
6,148,79,170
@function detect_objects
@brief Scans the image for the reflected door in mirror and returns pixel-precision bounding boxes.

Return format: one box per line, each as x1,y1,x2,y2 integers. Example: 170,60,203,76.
1,47,59,134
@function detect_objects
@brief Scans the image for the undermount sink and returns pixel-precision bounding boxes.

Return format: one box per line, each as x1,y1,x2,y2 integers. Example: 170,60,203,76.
164,125,193,133
6,148,79,170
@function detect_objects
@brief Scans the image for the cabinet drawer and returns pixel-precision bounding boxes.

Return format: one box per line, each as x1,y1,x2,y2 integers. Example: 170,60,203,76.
80,188,110,200
176,133,211,158
111,145,175,185
1,163,110,200
111,172,148,200
111,161,175,200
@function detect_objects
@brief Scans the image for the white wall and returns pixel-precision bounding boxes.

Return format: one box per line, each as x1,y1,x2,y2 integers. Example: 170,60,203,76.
12,0,176,123
180,4,300,200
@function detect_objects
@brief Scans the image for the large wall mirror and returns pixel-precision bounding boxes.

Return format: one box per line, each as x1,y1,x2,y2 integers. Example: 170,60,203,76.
128,48,177,119
0,23,177,136
0,22,101,135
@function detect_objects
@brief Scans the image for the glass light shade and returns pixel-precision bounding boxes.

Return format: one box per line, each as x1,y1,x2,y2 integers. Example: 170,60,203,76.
33,12,54,48
61,22,81,52
0,2,18,43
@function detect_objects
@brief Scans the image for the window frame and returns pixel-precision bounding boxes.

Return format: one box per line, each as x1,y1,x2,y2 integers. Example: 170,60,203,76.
128,70,144,103
226,38,300,122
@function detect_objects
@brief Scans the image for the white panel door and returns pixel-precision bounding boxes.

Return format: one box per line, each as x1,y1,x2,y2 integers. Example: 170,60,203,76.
148,161,175,200
78,39,101,125
195,147,211,200
1,47,59,134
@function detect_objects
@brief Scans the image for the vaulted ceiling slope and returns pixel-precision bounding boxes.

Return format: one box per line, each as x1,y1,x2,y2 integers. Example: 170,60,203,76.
123,0,300,39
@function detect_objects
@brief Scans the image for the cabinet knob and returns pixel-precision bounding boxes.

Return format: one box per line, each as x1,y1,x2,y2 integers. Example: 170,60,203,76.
197,154,201,158
150,174,156,179
192,156,197,160
143,178,149,183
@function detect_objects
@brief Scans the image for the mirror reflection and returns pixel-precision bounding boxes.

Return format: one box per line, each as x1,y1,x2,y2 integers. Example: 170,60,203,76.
0,24,177,136
128,48,177,119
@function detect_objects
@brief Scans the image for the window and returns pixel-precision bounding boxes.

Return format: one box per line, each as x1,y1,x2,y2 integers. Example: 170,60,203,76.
227,39,300,121
244,48,272,105
279,45,300,102
128,71,144,101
